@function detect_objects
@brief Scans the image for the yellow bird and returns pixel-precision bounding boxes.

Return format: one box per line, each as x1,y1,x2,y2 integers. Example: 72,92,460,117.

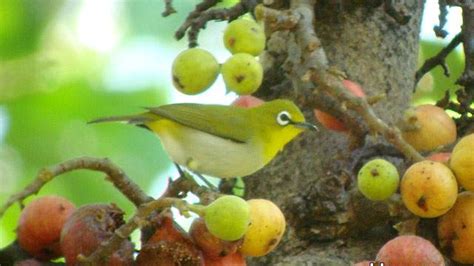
90,99,316,178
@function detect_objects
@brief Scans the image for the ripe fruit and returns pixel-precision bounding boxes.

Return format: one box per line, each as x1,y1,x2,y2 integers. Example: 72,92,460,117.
17,195,76,260
357,158,399,201
438,191,474,264
401,160,458,218
221,53,263,95
401,104,456,152
449,133,474,191
426,152,451,164
172,48,219,95
231,95,265,108
313,80,365,132
223,18,265,56
239,199,286,257
203,252,246,266
190,218,240,258
60,204,134,265
204,195,250,241
137,216,202,265
376,235,444,265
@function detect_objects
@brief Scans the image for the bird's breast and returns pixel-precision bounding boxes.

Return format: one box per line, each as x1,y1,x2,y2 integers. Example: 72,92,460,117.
146,119,265,178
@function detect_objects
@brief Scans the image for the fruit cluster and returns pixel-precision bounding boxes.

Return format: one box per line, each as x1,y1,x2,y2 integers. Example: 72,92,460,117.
172,18,265,96
354,101,474,263
14,194,286,265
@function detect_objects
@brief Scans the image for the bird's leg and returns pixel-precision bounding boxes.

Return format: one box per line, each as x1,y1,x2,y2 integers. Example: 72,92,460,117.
194,172,218,191
174,163,218,191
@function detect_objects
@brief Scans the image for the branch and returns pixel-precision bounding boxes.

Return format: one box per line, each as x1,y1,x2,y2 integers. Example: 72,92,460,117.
80,197,202,265
433,0,449,38
0,157,152,218
310,71,424,162
457,5,474,89
174,0,257,47
162,0,176,17
414,33,462,85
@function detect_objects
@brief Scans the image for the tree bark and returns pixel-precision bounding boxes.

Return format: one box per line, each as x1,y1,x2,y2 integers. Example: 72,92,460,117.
245,2,424,264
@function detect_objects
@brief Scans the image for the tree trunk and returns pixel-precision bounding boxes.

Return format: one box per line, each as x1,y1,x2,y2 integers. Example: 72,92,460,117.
245,2,424,264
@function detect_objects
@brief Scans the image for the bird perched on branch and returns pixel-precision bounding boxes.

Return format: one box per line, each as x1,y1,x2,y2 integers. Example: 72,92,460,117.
90,99,317,178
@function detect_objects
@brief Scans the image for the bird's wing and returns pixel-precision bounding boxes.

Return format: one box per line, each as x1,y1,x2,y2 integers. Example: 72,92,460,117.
147,103,251,143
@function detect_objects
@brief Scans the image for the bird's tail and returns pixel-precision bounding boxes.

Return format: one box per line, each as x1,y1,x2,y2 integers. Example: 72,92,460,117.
88,113,155,125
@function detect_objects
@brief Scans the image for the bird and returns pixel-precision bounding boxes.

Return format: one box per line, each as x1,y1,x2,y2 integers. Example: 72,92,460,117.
90,99,317,178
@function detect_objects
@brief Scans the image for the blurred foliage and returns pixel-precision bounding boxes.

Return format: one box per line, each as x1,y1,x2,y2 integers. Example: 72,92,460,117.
0,0,63,60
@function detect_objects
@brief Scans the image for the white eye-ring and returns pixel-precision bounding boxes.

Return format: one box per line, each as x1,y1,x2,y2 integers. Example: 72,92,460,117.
276,111,292,126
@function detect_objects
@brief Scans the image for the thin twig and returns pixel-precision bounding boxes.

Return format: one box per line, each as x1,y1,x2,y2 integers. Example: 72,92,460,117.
174,0,220,40
414,33,462,85
310,71,425,162
162,0,177,17
434,0,449,38
0,157,152,217
187,3,248,47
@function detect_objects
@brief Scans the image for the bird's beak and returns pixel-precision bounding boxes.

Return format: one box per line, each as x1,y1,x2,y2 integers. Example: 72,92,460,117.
293,121,319,131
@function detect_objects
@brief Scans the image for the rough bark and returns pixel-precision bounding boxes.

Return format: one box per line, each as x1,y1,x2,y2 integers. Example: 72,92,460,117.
245,2,424,264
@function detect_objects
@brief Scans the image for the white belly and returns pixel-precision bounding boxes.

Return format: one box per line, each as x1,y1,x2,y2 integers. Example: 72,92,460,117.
158,126,264,178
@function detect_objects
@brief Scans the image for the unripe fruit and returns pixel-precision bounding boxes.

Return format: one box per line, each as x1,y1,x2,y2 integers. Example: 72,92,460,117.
221,53,263,95
204,195,250,241
313,80,365,132
17,195,76,261
357,159,399,201
190,218,240,258
203,252,246,266
376,235,444,265
60,204,134,265
449,133,474,191
401,160,458,218
438,191,474,264
401,104,456,152
223,18,265,56
239,199,286,257
231,95,265,108
172,48,219,95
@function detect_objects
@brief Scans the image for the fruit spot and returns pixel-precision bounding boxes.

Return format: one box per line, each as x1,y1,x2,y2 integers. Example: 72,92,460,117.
235,75,245,83
370,169,379,177
228,37,235,47
417,196,428,211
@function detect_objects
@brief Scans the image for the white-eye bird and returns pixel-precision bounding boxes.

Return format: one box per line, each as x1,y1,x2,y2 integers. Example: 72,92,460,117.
90,99,317,178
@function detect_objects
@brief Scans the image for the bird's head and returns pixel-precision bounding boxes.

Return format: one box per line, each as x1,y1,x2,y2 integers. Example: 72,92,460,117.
253,99,317,162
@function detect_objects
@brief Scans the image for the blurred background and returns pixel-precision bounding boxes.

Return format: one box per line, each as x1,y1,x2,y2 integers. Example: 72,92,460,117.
0,0,464,248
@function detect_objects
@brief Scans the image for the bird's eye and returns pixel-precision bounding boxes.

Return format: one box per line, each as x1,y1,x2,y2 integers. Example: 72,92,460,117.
276,111,292,126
